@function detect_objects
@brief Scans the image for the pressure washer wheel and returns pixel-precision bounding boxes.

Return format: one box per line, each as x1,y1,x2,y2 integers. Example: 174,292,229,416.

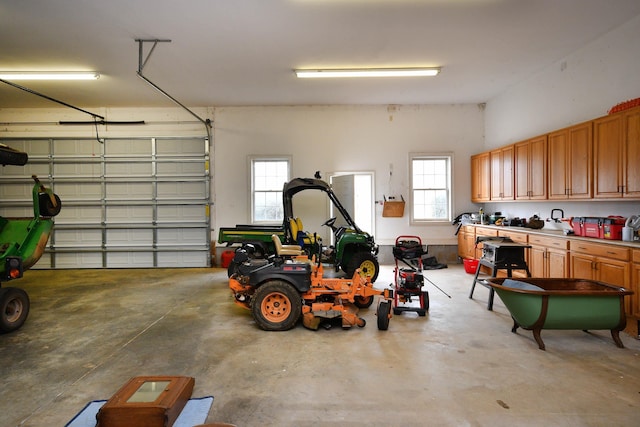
251,281,302,331
376,300,391,331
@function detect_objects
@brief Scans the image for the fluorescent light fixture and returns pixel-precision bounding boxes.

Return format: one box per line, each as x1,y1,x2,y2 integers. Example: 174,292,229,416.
294,67,440,78
0,72,100,80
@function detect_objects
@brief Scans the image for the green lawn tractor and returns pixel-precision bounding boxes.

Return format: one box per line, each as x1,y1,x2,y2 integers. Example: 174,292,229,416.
0,144,61,333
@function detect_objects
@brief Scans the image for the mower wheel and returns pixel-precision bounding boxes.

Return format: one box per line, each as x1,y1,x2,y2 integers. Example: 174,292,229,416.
251,281,301,331
39,193,62,217
0,287,30,333
353,295,374,309
345,252,379,283
376,300,391,331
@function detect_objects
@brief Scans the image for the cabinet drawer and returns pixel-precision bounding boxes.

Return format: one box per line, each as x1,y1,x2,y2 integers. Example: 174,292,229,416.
529,235,569,249
634,249,640,264
570,240,629,261
459,225,475,234
498,230,528,243
475,227,498,237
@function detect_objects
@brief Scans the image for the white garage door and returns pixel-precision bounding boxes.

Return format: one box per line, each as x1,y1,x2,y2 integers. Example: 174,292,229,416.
0,137,210,268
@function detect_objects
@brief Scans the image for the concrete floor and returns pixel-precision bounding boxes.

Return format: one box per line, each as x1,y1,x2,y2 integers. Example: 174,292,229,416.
1,264,639,427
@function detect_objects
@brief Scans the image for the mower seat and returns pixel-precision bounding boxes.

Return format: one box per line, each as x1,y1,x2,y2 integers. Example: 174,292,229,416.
272,234,303,257
289,217,315,245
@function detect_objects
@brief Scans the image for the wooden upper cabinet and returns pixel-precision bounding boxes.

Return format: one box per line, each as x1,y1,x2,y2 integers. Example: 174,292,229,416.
471,152,490,203
548,121,592,199
515,135,547,200
490,145,514,201
594,113,624,198
624,108,640,198
594,107,640,199
472,106,638,204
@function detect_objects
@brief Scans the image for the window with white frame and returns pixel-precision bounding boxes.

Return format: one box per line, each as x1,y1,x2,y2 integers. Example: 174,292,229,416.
410,154,452,222
251,157,290,223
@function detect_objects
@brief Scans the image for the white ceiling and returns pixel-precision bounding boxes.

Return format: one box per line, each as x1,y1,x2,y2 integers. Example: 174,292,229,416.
2,0,640,109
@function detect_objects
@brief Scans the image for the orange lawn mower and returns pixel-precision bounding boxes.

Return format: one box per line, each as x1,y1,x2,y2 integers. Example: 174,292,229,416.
229,235,393,331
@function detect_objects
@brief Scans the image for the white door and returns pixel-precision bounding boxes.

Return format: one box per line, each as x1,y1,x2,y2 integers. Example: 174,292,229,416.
329,173,374,236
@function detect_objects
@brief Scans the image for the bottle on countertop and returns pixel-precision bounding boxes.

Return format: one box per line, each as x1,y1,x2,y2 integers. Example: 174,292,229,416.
479,208,484,225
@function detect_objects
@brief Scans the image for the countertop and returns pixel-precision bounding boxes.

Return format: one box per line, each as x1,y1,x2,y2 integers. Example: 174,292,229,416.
467,223,640,249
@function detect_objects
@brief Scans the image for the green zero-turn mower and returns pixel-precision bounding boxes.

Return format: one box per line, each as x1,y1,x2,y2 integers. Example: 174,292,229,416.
0,144,61,333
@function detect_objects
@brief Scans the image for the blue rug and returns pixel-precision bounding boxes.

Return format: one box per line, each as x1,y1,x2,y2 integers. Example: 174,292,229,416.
65,396,214,427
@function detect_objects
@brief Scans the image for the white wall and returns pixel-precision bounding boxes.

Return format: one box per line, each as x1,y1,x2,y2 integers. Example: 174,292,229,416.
485,14,640,148
483,14,640,220
213,104,484,245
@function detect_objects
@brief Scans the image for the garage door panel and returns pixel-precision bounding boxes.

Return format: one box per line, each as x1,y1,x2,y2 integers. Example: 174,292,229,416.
53,140,101,156
157,228,207,245
158,251,207,267
56,182,102,199
107,252,154,268
106,139,151,155
157,138,202,154
105,162,152,176
157,182,206,198
1,163,49,178
56,206,102,223
105,182,153,199
0,183,32,199
54,162,101,176
0,206,30,217
55,252,103,269
106,229,153,245
106,205,153,222
157,205,206,221
55,229,102,246
157,162,204,175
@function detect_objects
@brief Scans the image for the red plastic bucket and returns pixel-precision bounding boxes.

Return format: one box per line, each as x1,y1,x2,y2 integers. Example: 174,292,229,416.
221,250,235,268
463,258,479,274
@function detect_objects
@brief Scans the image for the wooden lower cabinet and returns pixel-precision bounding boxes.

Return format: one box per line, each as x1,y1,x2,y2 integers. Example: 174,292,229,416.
528,234,569,278
569,240,634,335
457,225,476,260
569,241,630,288
632,250,640,336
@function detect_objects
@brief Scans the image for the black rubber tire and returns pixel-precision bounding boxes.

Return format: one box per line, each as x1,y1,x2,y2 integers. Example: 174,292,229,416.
353,295,374,309
0,287,30,333
251,281,301,331
377,300,391,331
39,193,62,217
345,252,379,283
421,290,430,312
0,144,28,166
